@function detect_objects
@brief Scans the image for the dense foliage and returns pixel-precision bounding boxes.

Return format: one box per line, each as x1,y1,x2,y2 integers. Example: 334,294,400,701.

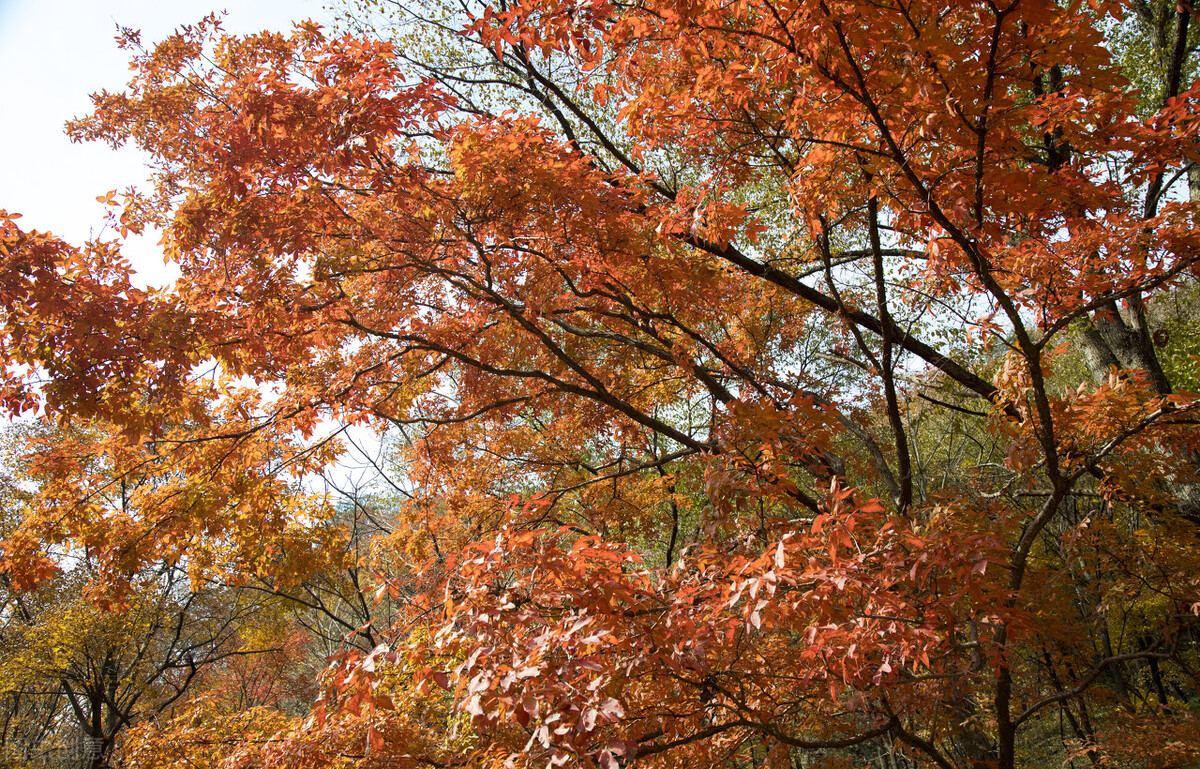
3,0,1200,766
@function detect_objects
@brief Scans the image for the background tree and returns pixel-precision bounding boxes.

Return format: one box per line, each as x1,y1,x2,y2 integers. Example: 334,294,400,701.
0,421,316,769
0,557,286,769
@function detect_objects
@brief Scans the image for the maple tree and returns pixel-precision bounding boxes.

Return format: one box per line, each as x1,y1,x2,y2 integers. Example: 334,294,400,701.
3,0,1200,765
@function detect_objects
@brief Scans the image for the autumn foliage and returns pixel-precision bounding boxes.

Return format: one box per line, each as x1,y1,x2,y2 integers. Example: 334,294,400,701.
3,0,1200,765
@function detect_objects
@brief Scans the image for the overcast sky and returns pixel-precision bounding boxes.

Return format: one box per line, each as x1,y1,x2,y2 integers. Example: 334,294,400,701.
0,0,328,287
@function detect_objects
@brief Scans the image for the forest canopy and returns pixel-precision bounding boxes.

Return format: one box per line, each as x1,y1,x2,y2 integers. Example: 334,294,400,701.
3,0,1200,766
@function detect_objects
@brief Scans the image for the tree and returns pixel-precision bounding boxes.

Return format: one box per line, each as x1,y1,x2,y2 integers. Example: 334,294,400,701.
0,558,285,769
3,0,1200,766
0,421,316,769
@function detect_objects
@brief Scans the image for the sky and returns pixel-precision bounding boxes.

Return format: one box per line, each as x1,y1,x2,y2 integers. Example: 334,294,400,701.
0,0,329,288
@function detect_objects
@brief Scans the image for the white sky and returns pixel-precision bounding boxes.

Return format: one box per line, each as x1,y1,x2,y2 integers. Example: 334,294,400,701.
0,0,329,288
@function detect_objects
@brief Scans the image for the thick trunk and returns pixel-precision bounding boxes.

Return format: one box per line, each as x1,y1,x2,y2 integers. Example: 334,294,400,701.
1077,300,1200,522
1089,298,1172,394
